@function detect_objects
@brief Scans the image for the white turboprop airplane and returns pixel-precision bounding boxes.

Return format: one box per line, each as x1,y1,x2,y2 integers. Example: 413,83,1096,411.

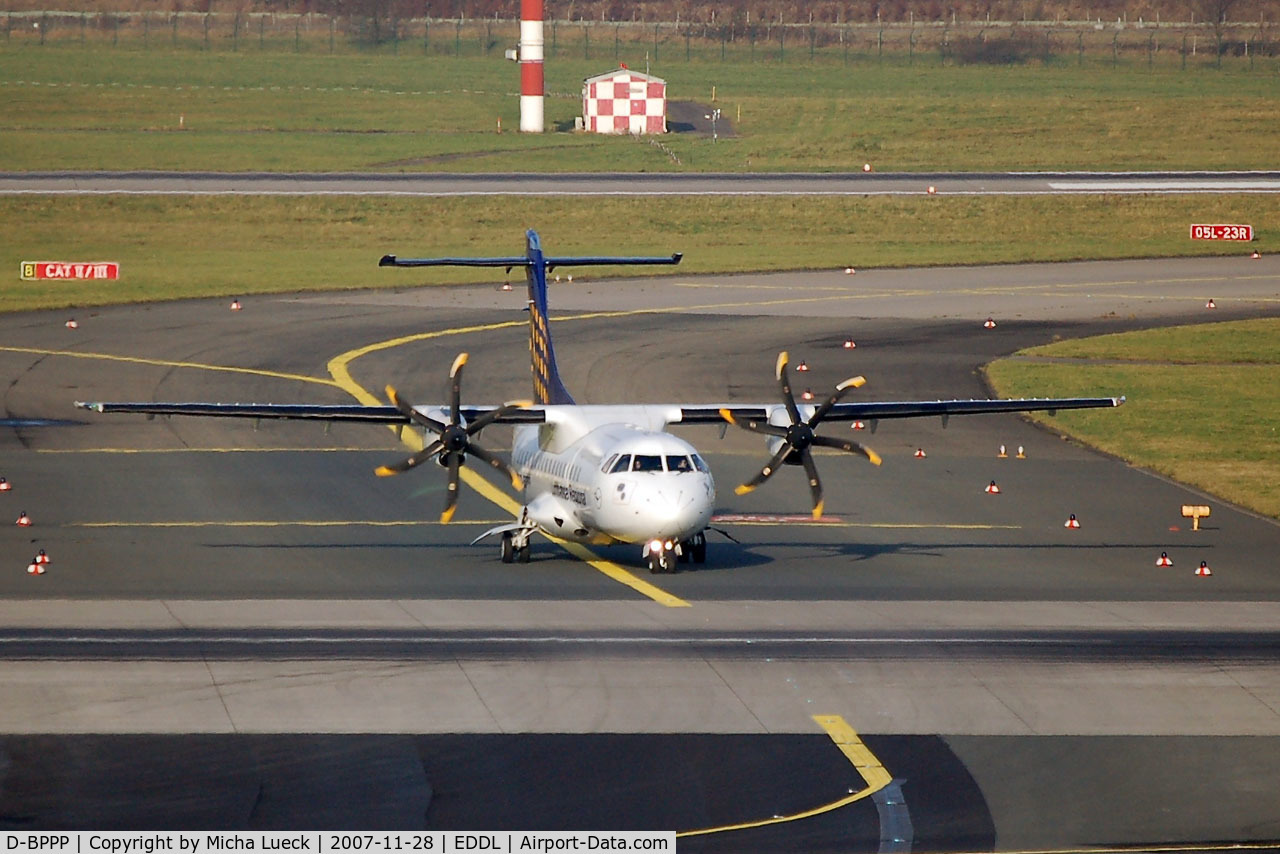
79,230,1123,574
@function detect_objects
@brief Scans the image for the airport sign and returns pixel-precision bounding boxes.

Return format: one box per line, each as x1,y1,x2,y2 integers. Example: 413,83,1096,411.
1189,224,1254,241
20,261,119,281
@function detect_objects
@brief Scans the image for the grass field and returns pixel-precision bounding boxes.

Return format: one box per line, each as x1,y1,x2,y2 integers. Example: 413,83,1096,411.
2,46,1278,171
986,318,1280,519
3,193,1277,313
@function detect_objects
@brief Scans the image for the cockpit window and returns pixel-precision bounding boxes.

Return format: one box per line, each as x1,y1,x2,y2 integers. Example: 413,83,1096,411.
691,454,710,473
631,454,664,472
666,455,694,473
608,454,632,474
601,454,619,474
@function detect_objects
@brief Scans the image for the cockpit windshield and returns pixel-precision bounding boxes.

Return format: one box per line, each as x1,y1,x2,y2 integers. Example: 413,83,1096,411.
607,454,631,474
666,455,694,473
631,455,664,472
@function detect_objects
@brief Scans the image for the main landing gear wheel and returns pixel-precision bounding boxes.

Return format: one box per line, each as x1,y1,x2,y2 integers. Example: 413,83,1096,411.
500,532,515,564
517,543,531,563
690,532,707,564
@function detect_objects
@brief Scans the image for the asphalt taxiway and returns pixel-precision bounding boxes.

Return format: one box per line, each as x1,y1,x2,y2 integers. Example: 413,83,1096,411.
2,255,1279,846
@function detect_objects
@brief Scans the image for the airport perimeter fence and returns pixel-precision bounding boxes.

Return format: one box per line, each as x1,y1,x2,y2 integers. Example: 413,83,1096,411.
3,10,1278,72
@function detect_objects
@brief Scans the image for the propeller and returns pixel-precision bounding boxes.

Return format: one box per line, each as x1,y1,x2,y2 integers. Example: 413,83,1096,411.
375,353,528,524
721,351,881,519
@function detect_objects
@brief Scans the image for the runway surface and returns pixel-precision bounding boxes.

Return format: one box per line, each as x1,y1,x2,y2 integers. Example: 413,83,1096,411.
2,255,1280,845
3,170,1280,196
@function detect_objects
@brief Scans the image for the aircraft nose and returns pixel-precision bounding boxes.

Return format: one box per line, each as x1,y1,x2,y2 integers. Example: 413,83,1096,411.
633,479,713,537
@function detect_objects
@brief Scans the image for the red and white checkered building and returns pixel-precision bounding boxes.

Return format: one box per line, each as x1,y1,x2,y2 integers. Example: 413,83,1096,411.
582,66,666,135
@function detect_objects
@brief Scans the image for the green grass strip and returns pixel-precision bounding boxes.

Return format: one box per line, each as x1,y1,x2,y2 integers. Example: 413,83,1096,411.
986,318,1280,519
1,49,1277,172
4,193,1278,314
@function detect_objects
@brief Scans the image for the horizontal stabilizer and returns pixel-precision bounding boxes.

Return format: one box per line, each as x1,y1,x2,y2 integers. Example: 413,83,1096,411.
380,253,682,269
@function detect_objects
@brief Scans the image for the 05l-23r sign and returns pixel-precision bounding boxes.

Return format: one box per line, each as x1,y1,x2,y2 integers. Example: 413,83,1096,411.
1189,224,1254,241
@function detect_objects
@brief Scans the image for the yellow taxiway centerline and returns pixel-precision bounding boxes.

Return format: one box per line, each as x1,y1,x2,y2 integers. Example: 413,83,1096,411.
0,345,340,388
678,714,892,838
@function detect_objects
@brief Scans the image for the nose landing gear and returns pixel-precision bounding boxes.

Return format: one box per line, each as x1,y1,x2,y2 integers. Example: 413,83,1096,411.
645,532,707,574
644,539,678,574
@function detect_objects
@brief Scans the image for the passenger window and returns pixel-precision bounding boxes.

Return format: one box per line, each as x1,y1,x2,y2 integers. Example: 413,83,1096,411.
609,455,632,474
667,455,693,473
632,455,664,472
691,454,710,473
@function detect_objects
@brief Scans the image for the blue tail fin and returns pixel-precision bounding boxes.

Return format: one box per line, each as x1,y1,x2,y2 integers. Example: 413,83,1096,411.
524,230,575,405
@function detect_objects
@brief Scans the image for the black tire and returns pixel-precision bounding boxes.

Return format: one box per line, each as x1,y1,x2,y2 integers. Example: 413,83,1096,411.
500,533,515,564
648,554,661,575
659,551,676,574
517,544,531,563
677,545,691,564
692,534,707,564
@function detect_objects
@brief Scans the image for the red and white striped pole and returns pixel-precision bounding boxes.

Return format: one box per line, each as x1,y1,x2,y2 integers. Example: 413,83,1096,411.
519,0,544,132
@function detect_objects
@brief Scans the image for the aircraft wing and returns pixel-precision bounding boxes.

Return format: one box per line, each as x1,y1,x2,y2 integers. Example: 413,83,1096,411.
675,396,1124,425
74,401,547,424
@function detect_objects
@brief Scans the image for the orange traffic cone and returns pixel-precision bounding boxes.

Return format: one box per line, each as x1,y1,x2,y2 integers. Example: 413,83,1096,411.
801,388,814,401
1196,560,1212,577
1251,251,1261,259
985,480,1001,494
230,298,242,311
34,549,49,566
1064,514,1080,528
15,510,31,527
0,476,10,491
65,319,78,329
914,448,926,459
1016,445,1026,459
796,361,810,372
852,420,865,430
1156,552,1173,567
27,561,40,575
926,185,937,195
983,318,996,329
998,444,1008,458
862,163,872,173
843,339,857,349
1205,299,1216,309
844,267,856,275
500,281,512,291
